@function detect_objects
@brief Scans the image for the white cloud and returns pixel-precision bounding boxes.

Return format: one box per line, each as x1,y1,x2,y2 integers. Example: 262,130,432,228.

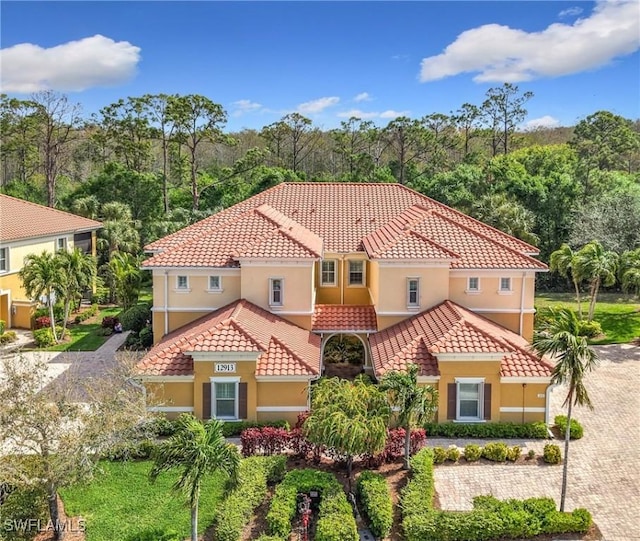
354,92,372,102
337,109,409,120
0,34,140,92
379,110,409,119
297,96,340,115
232,99,262,116
558,6,584,18
419,0,640,83
525,115,561,129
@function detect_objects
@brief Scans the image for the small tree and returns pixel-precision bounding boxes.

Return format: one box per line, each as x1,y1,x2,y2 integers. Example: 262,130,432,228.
550,243,584,319
107,251,142,309
304,377,390,487
531,307,598,512
379,364,438,469
150,416,240,541
57,248,97,334
619,248,640,297
574,240,619,321
0,354,148,540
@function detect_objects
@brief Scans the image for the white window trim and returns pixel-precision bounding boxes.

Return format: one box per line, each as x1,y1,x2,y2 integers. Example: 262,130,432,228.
465,277,481,294
56,237,68,252
455,377,485,423
320,259,337,287
210,376,240,421
347,260,366,287
498,277,513,295
0,247,8,274
269,277,284,307
175,275,191,293
207,275,223,293
407,277,420,309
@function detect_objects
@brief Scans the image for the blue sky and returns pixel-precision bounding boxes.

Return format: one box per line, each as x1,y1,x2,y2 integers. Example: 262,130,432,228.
1,1,639,131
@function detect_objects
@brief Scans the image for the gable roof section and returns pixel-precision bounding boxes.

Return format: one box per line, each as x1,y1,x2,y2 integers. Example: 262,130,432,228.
136,299,321,377
370,300,552,378
0,194,102,243
143,183,544,270
312,304,378,332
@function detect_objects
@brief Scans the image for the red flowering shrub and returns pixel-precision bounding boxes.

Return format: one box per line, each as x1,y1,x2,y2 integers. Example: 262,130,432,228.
34,316,51,330
364,428,427,466
240,426,290,457
101,316,117,329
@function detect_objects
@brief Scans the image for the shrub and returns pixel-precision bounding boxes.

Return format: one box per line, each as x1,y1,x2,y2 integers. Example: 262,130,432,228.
425,421,548,439
33,327,56,348
446,446,460,462
482,442,509,462
120,303,151,332
432,446,447,464
578,320,603,338
103,439,156,461
356,471,393,539
240,426,291,457
0,319,5,334
527,449,536,460
225,420,289,438
215,456,286,541
0,331,17,344
365,428,426,466
506,445,521,462
0,486,48,541
74,303,99,323
143,416,177,437
543,444,562,464
102,315,118,329
464,444,482,462
554,415,584,439
127,529,181,541
34,316,51,329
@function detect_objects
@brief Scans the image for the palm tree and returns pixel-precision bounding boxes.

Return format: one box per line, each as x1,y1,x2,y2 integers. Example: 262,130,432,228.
379,363,438,469
57,248,97,334
574,241,619,321
97,202,140,259
19,251,64,342
619,248,640,297
531,307,598,512
150,415,240,541
550,243,583,319
107,251,141,309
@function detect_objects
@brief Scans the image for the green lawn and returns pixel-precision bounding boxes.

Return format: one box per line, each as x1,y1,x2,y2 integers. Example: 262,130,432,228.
60,460,227,541
43,306,122,352
535,292,640,344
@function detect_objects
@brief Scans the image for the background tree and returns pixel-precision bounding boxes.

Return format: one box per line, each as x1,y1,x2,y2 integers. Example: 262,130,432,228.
619,248,640,297
452,102,481,159
532,307,598,512
97,202,141,259
107,252,142,310
304,377,390,486
379,364,438,469
0,96,41,188
383,117,431,185
472,193,538,245
575,241,619,322
261,113,319,174
150,416,240,541
550,244,584,318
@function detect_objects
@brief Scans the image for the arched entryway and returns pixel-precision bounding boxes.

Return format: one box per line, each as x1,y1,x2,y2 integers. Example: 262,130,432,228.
321,333,370,379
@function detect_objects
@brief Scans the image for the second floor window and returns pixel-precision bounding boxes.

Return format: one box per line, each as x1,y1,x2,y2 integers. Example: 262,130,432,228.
500,277,512,292
467,277,480,292
270,278,283,306
321,260,336,286
176,275,189,290
407,278,420,307
209,275,222,291
348,260,364,286
0,247,8,273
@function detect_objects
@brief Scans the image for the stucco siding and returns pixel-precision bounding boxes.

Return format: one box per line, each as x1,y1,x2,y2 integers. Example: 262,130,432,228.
241,264,314,313
376,265,449,313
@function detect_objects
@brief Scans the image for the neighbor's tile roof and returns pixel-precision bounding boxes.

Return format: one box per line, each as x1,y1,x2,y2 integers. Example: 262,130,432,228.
312,304,378,332
0,194,101,243
370,300,552,379
136,300,320,377
143,183,543,270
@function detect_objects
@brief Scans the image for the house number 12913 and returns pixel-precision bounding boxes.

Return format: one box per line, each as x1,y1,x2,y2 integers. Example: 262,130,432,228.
215,363,236,373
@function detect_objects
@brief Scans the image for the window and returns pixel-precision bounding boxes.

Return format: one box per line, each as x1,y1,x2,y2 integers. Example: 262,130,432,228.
208,275,222,291
214,381,237,419
407,278,420,307
176,275,189,290
321,260,336,286
0,247,7,273
458,382,482,419
56,237,67,251
500,277,512,292
269,278,283,306
467,277,480,292
348,260,364,286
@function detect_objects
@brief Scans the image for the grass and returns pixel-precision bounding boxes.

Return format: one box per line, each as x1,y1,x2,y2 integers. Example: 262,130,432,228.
42,306,122,352
60,460,227,541
535,292,640,344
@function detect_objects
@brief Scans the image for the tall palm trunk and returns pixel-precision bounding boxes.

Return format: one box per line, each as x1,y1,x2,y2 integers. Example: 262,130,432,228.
560,396,573,512
572,278,583,319
588,278,600,322
190,493,198,541
48,291,58,342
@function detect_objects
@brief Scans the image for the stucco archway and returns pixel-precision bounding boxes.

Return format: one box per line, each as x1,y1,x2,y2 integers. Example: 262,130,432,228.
320,332,371,379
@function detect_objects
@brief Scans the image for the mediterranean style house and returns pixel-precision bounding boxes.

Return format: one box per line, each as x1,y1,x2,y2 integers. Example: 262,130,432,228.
0,195,101,328
137,183,553,425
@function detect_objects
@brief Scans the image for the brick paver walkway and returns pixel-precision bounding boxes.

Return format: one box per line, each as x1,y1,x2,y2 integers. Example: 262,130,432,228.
434,344,640,541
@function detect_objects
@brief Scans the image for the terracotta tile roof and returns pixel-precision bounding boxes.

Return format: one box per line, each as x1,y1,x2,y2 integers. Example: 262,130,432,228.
370,300,552,378
312,304,378,332
136,300,320,377
0,194,101,242
143,183,544,270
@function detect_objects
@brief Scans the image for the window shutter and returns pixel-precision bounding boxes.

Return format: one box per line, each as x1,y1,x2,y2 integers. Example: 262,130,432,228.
202,383,211,420
239,383,248,420
447,383,457,420
483,383,492,420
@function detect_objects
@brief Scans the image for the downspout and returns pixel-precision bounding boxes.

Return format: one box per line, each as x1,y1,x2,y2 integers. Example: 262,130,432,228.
164,271,169,336
519,272,526,336
340,256,345,305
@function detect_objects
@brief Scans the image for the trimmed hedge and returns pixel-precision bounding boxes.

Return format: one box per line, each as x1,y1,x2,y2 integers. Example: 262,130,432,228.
425,421,548,439
144,416,289,439
543,444,562,464
401,448,591,541
356,471,393,539
215,456,286,541
554,415,584,439
266,469,358,541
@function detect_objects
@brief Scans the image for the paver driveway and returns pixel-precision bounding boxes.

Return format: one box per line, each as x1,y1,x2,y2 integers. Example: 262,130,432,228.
433,344,640,541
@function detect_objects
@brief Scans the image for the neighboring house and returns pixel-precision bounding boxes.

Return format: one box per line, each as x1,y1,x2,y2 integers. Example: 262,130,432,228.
138,183,553,425
0,194,102,328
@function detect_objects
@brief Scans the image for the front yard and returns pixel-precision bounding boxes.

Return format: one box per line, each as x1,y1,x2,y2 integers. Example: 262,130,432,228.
42,306,122,352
